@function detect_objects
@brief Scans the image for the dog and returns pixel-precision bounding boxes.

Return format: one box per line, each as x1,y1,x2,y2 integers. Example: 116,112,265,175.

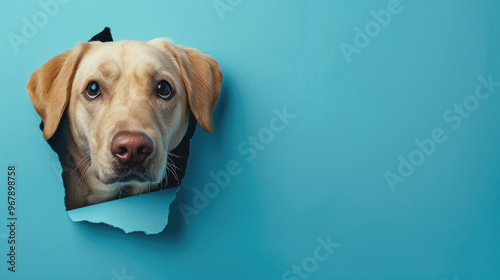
26,39,222,210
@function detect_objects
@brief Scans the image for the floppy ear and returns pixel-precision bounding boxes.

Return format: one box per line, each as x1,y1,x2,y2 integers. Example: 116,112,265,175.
26,42,90,140
149,39,223,133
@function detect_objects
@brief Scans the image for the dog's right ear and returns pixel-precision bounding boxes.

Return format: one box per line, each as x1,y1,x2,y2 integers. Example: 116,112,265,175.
26,42,90,140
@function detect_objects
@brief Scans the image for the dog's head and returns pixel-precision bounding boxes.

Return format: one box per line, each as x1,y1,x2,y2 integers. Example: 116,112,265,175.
26,39,222,189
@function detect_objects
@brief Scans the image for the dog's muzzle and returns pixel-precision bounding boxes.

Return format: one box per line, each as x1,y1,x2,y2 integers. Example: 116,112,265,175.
102,131,157,184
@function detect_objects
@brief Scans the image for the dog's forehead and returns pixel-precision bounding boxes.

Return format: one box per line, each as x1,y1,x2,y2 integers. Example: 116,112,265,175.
75,40,180,85
83,40,175,70
92,40,156,54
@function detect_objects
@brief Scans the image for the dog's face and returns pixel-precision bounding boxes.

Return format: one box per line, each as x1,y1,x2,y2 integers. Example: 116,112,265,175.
26,39,222,197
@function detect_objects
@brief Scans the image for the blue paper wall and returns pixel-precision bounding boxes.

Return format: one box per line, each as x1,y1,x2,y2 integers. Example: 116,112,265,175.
1,0,499,279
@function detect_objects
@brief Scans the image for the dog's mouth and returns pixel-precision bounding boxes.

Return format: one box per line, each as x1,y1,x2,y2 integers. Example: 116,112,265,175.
102,173,149,185
97,164,160,185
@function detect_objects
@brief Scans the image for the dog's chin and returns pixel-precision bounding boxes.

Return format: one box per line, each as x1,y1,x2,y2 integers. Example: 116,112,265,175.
95,168,164,186
99,173,152,185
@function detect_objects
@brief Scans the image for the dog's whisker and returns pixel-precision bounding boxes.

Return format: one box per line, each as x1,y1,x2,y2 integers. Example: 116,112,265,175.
167,154,182,172
76,163,89,185
70,154,91,176
149,169,156,192
168,152,182,159
169,154,181,180
167,157,182,172
77,160,93,186
166,158,180,185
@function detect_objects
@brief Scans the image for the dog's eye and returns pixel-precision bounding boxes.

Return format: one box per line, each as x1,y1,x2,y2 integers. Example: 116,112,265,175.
85,82,101,99
157,81,172,99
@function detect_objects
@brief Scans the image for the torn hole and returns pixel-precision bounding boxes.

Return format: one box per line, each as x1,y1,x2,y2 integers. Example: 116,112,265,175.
37,27,199,234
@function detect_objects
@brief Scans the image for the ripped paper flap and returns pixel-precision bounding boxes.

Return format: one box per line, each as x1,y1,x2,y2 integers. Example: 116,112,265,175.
67,187,180,234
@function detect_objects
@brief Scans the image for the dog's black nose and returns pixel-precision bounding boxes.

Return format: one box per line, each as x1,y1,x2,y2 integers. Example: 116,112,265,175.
110,132,153,166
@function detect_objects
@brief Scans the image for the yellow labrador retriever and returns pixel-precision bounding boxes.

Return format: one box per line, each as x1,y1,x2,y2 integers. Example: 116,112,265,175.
26,39,222,210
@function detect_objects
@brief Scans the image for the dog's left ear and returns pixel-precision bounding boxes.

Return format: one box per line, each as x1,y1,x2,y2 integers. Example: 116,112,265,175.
149,39,223,133
26,42,90,140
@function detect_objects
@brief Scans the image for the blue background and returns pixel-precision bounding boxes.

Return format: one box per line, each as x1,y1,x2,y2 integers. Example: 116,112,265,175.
1,0,500,279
